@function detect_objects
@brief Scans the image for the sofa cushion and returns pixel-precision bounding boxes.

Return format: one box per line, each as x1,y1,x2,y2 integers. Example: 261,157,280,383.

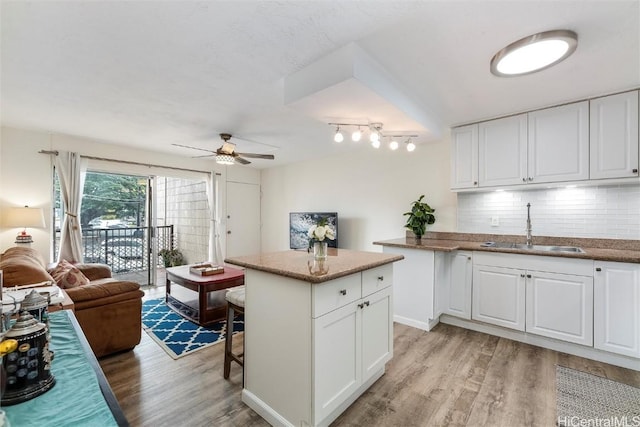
0,248,54,287
50,259,90,289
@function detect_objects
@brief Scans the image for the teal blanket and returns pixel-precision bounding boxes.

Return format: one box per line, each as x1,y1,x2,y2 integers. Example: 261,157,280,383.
2,310,119,427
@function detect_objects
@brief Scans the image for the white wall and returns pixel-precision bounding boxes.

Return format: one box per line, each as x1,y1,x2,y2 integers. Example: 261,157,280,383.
458,184,640,239
0,126,260,261
260,134,457,252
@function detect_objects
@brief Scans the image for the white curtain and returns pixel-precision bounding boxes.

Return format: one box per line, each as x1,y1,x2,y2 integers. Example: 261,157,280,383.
206,172,223,265
56,151,87,263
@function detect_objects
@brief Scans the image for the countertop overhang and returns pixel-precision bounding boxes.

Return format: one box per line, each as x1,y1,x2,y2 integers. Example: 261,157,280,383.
225,248,404,284
374,233,640,264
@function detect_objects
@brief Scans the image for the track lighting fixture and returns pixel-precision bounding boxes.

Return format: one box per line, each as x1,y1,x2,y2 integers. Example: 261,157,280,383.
405,139,416,152
329,122,418,152
352,127,362,142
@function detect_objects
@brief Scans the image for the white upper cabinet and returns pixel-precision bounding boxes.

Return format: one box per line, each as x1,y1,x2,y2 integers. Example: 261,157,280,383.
527,101,590,184
590,91,639,180
450,124,478,189
478,114,528,187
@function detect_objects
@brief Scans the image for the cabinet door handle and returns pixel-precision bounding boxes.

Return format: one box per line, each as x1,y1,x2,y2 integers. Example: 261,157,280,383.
377,276,384,281
467,256,471,260
339,289,347,295
520,274,525,278
633,168,638,173
595,267,602,272
364,301,370,307
522,178,527,182
473,181,478,186
528,177,533,181
358,303,364,309
526,274,532,278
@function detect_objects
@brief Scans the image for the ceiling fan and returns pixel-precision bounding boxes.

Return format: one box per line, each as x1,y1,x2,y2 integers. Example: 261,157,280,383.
173,133,275,165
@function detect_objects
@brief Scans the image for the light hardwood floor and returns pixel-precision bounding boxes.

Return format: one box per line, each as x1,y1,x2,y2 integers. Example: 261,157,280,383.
99,287,640,427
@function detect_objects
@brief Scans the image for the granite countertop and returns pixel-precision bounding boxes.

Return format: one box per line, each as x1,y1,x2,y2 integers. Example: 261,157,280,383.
225,248,404,284
373,232,640,264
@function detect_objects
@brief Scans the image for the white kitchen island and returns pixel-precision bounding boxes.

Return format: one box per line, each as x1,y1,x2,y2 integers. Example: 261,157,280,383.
225,248,404,427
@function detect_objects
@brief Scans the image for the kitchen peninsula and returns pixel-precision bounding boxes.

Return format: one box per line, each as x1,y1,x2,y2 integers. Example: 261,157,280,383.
225,248,404,427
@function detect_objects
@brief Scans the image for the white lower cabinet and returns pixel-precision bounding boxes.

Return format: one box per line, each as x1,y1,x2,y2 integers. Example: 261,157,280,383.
313,285,392,423
444,251,472,319
472,253,594,341
472,265,526,330
594,262,640,358
526,271,593,345
242,264,395,427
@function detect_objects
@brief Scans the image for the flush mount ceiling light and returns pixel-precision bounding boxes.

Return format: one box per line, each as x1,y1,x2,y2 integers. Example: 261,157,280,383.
215,154,235,165
329,122,418,152
490,30,578,77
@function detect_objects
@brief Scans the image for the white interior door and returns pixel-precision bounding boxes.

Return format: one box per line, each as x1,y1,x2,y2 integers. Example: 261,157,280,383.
226,181,260,257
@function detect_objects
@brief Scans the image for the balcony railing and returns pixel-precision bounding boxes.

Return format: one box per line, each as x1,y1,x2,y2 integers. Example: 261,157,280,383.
81,225,174,273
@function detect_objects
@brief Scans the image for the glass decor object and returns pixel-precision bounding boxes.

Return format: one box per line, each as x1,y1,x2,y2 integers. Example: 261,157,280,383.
313,241,328,260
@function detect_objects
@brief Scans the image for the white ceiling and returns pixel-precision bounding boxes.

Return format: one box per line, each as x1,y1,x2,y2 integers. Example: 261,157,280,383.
2,1,639,168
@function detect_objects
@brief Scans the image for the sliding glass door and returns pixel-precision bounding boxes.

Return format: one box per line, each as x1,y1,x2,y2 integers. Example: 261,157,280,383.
54,169,211,286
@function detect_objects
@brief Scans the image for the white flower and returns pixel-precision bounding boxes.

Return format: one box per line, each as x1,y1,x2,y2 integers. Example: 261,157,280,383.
308,223,335,242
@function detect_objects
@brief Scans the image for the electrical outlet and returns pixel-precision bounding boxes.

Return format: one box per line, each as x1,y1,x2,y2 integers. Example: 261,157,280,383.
491,216,500,226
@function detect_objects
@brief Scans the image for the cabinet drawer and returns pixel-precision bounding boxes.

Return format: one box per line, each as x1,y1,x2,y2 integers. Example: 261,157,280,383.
312,274,361,318
362,264,392,297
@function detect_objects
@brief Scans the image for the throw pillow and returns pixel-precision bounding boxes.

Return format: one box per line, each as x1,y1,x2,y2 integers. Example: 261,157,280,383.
50,259,90,289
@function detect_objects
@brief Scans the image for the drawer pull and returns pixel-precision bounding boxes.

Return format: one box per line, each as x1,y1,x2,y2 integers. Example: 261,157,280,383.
595,267,602,272
377,276,384,281
339,289,347,296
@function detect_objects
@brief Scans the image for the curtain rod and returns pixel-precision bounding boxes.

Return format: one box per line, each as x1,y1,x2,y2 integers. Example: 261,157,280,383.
38,150,221,176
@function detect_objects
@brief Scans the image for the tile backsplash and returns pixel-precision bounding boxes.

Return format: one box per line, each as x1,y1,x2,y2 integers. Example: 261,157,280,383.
457,184,640,239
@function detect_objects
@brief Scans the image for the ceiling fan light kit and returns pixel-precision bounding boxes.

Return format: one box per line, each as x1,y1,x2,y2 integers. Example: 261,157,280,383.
490,29,578,77
173,133,275,166
328,122,418,152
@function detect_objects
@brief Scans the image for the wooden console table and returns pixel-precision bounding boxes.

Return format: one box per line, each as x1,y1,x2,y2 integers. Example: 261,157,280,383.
3,310,127,426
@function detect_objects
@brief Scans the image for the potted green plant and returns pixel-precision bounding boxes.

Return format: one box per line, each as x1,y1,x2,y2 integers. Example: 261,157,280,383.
158,248,186,267
403,195,436,241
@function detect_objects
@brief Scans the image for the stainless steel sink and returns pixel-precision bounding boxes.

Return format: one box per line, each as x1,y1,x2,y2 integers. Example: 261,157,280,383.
480,242,585,254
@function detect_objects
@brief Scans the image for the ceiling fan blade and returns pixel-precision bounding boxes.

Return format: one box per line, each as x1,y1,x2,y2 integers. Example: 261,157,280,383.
172,143,217,154
235,156,251,165
235,152,275,160
191,154,215,158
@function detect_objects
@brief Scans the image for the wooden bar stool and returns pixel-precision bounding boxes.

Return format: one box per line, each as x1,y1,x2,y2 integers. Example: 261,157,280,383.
224,286,245,380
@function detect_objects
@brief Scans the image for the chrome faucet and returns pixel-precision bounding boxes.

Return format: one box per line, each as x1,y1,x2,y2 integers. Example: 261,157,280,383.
525,202,533,246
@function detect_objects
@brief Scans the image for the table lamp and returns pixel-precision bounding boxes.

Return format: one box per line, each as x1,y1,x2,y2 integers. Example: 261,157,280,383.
3,206,46,245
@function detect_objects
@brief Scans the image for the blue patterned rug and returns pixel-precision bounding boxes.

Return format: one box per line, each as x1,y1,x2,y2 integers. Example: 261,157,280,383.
141,298,243,359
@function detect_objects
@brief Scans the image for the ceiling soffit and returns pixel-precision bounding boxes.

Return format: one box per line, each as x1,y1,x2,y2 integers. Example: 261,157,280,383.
284,43,441,142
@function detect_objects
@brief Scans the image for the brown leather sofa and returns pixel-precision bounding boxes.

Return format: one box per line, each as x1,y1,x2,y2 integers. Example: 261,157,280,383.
0,246,144,358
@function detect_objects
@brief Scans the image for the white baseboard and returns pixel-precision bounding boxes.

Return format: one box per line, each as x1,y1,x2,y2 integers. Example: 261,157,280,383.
394,314,439,332
242,369,387,427
242,389,295,427
440,314,640,371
